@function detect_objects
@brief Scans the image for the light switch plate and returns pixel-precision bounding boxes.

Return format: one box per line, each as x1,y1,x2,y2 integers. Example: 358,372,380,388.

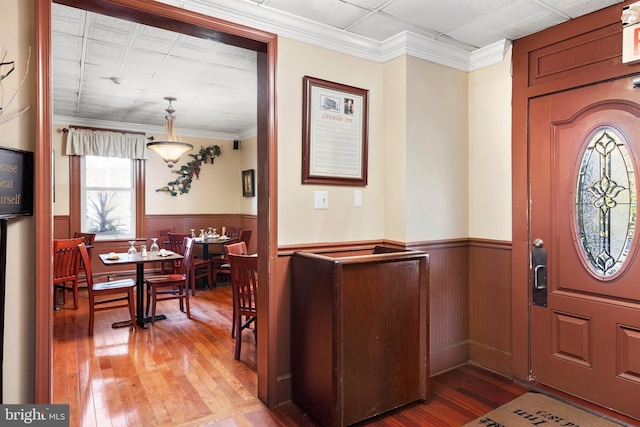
354,189,362,207
314,191,328,209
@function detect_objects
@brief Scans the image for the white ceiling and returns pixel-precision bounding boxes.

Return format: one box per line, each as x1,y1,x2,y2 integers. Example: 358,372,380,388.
52,0,623,139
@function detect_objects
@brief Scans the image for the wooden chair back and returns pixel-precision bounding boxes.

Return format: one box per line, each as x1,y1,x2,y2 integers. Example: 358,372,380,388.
74,232,96,283
228,253,258,360
79,243,135,335
225,241,248,256
222,226,241,238
180,236,195,276
157,228,175,249
145,237,194,322
166,232,190,270
74,232,96,250
53,237,84,309
239,229,252,249
157,228,175,273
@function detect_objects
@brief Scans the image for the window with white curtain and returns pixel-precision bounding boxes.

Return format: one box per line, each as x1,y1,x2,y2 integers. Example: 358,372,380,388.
67,127,147,240
81,155,136,239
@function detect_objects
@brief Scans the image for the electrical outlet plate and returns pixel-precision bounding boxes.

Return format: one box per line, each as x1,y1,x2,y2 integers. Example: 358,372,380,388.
314,191,328,209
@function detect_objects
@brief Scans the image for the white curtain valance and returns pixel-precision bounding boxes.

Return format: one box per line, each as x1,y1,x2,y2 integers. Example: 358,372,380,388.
66,128,149,160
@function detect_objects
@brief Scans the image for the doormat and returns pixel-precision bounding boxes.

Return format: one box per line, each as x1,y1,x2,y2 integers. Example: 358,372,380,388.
463,392,626,427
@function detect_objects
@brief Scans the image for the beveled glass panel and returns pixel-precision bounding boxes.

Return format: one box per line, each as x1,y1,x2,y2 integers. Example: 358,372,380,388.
575,128,636,279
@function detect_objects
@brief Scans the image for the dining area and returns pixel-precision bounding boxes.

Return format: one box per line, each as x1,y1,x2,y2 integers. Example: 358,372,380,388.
52,224,261,426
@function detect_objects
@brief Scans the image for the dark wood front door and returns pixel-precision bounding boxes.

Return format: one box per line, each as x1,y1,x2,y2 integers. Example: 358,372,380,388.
529,76,640,420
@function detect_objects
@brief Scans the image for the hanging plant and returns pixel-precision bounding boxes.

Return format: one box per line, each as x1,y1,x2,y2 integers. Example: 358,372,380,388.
156,145,221,196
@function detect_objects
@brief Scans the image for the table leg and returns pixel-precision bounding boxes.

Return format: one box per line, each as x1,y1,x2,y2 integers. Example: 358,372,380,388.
136,263,166,327
135,263,146,327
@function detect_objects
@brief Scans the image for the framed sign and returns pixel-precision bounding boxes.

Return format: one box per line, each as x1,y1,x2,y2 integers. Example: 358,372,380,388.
302,76,368,186
0,146,33,218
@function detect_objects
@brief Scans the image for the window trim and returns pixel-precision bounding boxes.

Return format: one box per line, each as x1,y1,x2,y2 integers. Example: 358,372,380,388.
70,155,146,239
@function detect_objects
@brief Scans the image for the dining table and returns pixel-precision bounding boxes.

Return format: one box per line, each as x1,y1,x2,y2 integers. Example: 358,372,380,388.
194,236,240,260
99,250,183,328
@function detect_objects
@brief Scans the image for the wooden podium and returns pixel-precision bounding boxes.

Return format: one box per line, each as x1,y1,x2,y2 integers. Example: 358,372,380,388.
291,248,429,427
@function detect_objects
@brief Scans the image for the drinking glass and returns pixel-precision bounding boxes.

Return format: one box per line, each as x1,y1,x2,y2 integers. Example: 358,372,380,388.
199,229,206,239
127,240,137,255
190,229,196,239
150,238,160,253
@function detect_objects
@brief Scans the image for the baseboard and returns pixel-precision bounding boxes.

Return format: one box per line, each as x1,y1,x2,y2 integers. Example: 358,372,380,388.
468,340,512,376
430,341,469,376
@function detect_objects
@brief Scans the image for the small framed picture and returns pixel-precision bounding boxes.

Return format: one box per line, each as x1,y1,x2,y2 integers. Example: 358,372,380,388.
242,169,255,197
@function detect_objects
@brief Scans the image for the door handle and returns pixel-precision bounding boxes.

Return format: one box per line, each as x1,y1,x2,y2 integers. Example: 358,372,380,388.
532,239,547,307
533,264,547,290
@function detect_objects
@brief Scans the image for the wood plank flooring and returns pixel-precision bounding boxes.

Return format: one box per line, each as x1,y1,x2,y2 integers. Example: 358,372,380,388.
53,282,634,426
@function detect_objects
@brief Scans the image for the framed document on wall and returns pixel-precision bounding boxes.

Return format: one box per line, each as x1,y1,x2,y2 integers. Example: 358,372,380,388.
302,76,368,186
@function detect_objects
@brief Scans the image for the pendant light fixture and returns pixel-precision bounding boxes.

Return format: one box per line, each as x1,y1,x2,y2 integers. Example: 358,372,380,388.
147,96,193,167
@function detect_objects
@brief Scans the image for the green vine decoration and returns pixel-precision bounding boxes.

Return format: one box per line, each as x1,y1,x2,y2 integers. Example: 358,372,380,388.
156,145,222,196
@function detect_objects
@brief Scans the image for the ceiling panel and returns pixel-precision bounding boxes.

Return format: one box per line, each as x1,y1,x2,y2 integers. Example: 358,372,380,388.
52,0,622,139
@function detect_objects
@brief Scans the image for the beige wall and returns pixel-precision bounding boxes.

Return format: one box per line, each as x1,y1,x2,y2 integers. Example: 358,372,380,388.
382,57,408,241
1,0,36,403
382,55,471,243
406,56,469,241
239,134,257,216
53,129,254,217
277,37,385,245
145,135,243,214
468,47,512,241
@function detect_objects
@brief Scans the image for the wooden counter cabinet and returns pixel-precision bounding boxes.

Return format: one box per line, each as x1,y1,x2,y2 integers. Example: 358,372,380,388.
291,249,429,427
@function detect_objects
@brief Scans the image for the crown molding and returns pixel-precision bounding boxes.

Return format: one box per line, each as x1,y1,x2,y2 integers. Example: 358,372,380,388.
381,31,472,71
469,39,512,71
156,0,509,71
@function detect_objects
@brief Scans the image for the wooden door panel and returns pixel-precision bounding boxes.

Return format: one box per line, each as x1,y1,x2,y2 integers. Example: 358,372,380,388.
530,77,640,420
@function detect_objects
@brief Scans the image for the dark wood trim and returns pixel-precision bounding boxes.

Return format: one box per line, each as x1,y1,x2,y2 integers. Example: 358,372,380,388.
468,238,512,250
410,238,469,250
278,240,385,256
136,159,146,238
38,0,278,405
68,153,80,244
35,0,53,404
258,35,278,405
469,241,512,375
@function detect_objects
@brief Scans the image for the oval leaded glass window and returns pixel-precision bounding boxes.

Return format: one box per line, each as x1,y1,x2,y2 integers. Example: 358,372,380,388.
575,127,636,280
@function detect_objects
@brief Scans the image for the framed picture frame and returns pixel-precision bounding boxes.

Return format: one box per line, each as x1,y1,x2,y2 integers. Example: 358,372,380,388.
242,169,255,197
302,76,369,186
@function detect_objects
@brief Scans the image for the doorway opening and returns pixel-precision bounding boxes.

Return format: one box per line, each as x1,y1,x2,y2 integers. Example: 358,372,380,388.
35,0,277,405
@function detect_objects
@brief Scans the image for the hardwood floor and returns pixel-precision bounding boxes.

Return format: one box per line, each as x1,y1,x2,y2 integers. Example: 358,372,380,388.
53,281,633,426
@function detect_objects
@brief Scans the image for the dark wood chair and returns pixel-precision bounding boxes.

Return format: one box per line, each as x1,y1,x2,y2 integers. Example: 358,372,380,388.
239,229,252,250
157,228,175,274
167,232,211,295
228,253,258,360
145,236,194,323
212,241,247,287
74,232,96,285
54,237,84,310
222,226,241,238
79,243,136,336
